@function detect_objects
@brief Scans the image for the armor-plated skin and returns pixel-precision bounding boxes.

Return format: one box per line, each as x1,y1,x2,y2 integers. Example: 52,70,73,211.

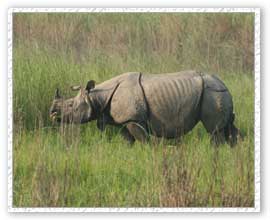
49,70,240,146
141,71,203,138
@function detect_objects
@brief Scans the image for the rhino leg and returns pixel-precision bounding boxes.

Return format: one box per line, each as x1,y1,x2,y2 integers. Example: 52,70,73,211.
208,114,241,147
97,116,106,131
211,129,226,146
126,122,149,143
120,127,135,144
200,75,237,146
224,113,241,147
200,89,233,146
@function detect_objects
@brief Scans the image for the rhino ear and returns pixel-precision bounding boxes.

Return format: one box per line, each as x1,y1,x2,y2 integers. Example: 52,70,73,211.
85,80,95,93
54,88,61,99
71,85,81,91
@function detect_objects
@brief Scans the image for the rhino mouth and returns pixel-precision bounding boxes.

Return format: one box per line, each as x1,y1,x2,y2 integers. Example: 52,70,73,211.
50,111,74,123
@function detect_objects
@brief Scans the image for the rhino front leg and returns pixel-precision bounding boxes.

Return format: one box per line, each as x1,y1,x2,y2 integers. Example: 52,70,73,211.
97,114,111,131
126,122,149,143
97,116,106,131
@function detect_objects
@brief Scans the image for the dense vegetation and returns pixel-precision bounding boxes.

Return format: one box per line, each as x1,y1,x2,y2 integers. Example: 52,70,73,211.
13,13,254,207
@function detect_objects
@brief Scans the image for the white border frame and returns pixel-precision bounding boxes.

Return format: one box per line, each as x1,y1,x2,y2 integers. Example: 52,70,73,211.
7,7,260,212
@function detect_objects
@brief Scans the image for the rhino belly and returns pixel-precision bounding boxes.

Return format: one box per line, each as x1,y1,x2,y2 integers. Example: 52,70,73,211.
142,73,203,138
148,106,200,138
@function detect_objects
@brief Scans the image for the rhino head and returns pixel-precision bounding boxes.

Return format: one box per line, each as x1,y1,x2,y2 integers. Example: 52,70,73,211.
49,80,96,124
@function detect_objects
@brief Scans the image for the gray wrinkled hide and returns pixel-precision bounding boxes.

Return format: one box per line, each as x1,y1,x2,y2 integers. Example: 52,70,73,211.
89,70,234,140
110,73,147,123
141,71,203,137
200,74,233,133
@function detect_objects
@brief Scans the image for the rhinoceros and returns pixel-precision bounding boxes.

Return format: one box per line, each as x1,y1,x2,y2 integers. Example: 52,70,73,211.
49,70,240,146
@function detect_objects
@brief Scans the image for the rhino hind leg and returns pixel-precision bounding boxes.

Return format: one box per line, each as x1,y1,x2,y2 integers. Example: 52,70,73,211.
200,92,233,145
120,127,135,144
211,129,226,146
200,76,236,146
126,122,149,143
224,113,241,147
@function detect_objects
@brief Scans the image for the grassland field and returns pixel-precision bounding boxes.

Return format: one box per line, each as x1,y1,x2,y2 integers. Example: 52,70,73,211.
13,13,254,207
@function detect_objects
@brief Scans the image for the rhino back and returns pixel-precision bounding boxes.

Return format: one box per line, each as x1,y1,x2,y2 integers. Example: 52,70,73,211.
95,72,136,91
141,71,204,137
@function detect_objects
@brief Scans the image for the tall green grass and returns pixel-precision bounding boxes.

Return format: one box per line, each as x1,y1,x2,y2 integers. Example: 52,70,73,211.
13,120,254,207
13,13,254,207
